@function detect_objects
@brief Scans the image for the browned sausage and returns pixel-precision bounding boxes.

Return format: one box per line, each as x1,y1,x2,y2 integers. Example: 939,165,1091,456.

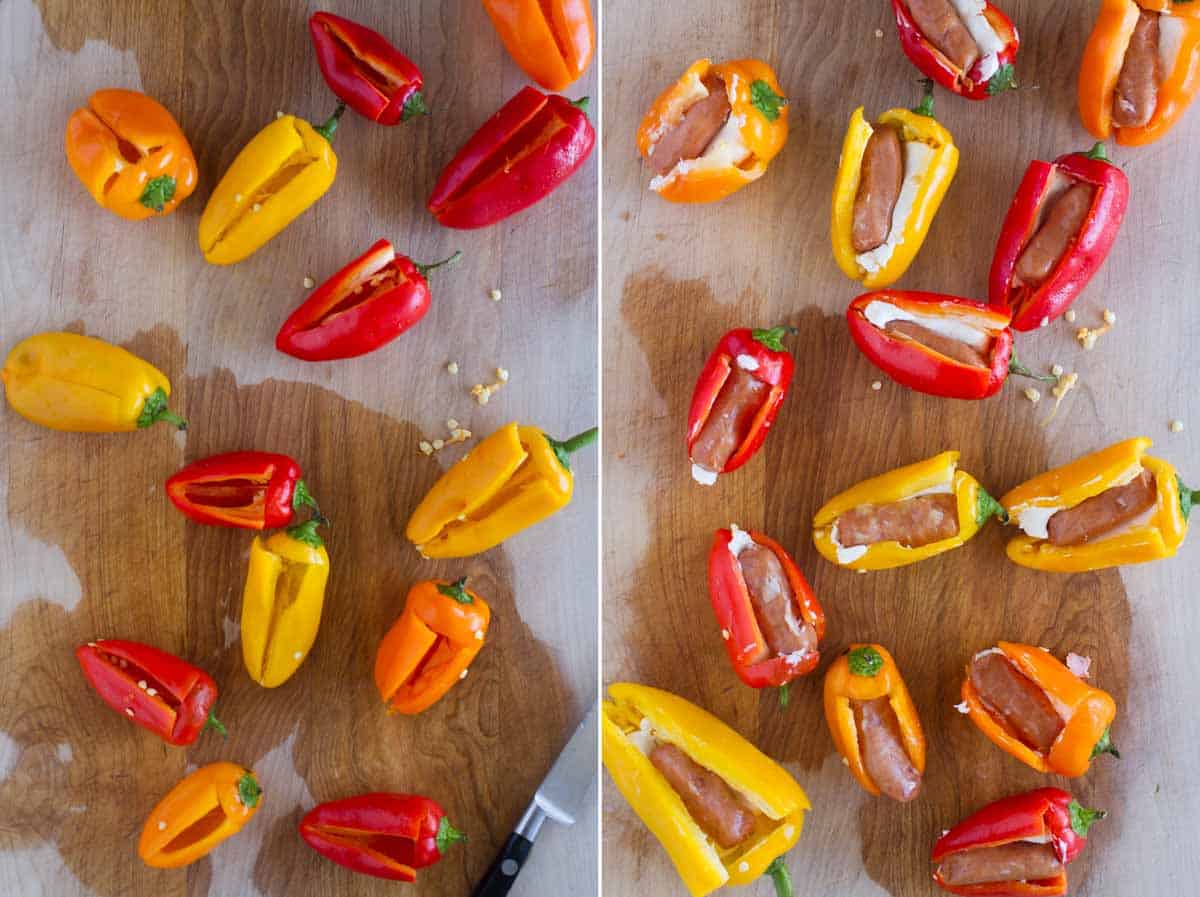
970,651,1064,754
648,75,732,176
852,125,903,253
649,742,755,849
884,320,991,368
1014,183,1095,286
937,842,1063,887
1047,469,1158,546
1113,10,1161,128
835,494,959,549
853,698,922,802
690,367,768,476
738,544,816,657
906,0,980,73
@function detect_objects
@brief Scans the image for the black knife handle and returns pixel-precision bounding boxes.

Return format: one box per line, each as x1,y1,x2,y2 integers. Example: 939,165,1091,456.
471,832,534,897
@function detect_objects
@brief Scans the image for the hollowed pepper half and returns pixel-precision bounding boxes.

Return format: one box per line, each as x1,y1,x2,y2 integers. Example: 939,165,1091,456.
1000,437,1192,572
138,762,262,869
602,683,809,897
65,88,197,220
166,451,321,530
406,421,597,559
890,0,1019,100
2,331,186,432
241,521,330,688
374,578,490,715
482,0,594,91
812,450,1005,571
299,792,465,881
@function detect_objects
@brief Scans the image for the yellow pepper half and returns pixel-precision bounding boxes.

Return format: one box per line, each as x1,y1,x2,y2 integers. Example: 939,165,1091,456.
406,422,597,559
198,106,343,265
242,521,330,687
602,683,809,897
1001,437,1192,572
831,82,958,288
2,331,186,432
812,450,1004,571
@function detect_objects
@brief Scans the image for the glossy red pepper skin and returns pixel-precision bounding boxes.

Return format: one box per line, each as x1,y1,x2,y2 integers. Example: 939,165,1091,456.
309,12,426,125
427,86,595,229
166,451,316,529
708,528,824,689
891,0,1019,99
686,328,794,475
75,640,222,746
989,146,1129,331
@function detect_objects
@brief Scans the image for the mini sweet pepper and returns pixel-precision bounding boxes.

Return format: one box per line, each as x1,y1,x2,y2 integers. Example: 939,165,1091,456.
890,0,1019,99
139,762,262,868
482,0,594,91
166,451,322,529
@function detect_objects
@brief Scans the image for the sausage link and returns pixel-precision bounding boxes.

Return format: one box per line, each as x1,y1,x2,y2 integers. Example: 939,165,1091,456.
1113,10,1161,129
937,842,1063,887
649,742,755,849
690,367,768,476
852,125,903,253
884,320,990,368
906,0,980,72
970,651,1063,754
853,697,922,802
835,494,959,549
1047,469,1157,546
1013,182,1095,287
738,544,816,657
649,75,732,176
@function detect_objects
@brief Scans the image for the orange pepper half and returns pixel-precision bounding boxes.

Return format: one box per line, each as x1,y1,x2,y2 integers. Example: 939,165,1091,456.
482,0,594,91
138,762,262,868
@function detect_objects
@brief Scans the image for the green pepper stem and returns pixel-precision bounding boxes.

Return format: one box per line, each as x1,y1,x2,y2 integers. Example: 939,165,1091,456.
913,78,936,118
292,479,326,526
778,684,791,709
1008,353,1058,384
402,92,429,121
436,816,467,853
547,427,599,473
203,711,228,737
1068,799,1106,837
237,772,262,809
137,387,188,431
1178,476,1195,522
287,518,325,548
765,858,794,897
1089,726,1119,760
314,103,346,142
437,577,473,604
415,250,463,278
752,326,798,352
571,97,591,112
1085,141,1109,161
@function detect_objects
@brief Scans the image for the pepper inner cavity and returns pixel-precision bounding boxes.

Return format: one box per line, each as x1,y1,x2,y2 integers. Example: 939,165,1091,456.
312,264,406,326
98,651,179,709
937,842,1063,887
162,805,227,854
1013,179,1095,288
835,493,959,549
183,478,268,515
324,25,406,96
209,143,317,247
308,824,420,868
648,742,757,850
852,697,922,802
970,650,1064,754
883,319,991,368
259,559,310,671
444,106,564,202
690,367,767,478
737,543,815,661
906,0,981,73
1045,469,1158,546
1113,9,1162,129
649,74,732,176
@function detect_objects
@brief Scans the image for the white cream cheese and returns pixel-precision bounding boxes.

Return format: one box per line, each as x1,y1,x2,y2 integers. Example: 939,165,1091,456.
736,353,759,371
645,74,708,155
727,524,756,557
949,0,1008,81
863,300,991,350
627,718,656,756
909,481,956,497
856,140,935,274
830,522,869,565
692,463,718,486
1016,506,1062,540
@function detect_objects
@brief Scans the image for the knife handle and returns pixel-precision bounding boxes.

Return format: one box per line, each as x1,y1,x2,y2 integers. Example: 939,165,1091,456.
470,832,534,897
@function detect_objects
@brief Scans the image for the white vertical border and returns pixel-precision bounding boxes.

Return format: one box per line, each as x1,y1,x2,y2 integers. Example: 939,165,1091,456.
593,0,605,893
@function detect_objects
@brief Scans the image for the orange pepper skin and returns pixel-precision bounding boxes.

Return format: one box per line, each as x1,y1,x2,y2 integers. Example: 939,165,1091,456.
374,579,490,715
64,89,197,220
138,762,262,868
961,643,1117,778
482,0,594,92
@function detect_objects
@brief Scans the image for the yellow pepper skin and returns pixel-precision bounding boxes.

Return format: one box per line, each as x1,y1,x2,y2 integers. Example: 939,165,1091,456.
602,683,809,897
1002,437,1192,572
2,331,186,432
406,422,597,559
812,450,1004,571
241,521,330,687
198,106,343,265
830,87,958,288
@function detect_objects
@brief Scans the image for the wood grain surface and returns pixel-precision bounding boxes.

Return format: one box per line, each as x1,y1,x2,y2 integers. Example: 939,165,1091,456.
0,2,597,896
602,3,1198,896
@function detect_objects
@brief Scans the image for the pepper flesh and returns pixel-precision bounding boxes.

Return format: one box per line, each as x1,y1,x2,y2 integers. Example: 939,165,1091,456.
891,0,1020,99
482,0,594,91
138,762,262,868
166,451,318,529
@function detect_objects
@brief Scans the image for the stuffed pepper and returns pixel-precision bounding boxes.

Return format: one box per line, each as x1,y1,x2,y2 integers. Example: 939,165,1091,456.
65,88,197,220
275,238,461,361
1001,437,1192,572
688,327,793,486
637,58,788,204
406,421,597,558
602,683,809,897
831,80,958,288
482,0,594,91
890,0,1019,99
812,450,1005,571
1079,0,1200,146
166,451,322,529
374,578,490,715
932,788,1105,896
139,762,262,868
708,525,825,706
824,645,925,802
2,331,186,432
989,143,1128,331
960,642,1118,778
428,87,594,229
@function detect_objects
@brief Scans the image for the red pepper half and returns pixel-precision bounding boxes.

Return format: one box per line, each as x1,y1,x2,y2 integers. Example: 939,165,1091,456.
309,11,427,125
427,86,595,229
891,0,1019,99
989,143,1129,331
166,451,321,530
299,793,465,882
275,239,461,361
76,639,225,746
932,788,1105,896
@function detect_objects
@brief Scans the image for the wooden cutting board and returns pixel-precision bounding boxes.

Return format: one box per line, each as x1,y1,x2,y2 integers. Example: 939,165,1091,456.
0,2,597,895
602,2,1199,895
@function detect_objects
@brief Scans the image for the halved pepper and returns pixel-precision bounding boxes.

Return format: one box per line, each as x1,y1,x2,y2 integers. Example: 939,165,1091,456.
75,639,225,746
405,421,597,558
65,88,197,220
482,0,594,91
299,793,465,881
602,683,809,897
138,762,262,868
1001,437,1192,572
166,451,321,529
2,331,186,432
241,521,330,687
812,450,1005,571
890,0,1019,99
374,578,490,715
198,105,344,265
